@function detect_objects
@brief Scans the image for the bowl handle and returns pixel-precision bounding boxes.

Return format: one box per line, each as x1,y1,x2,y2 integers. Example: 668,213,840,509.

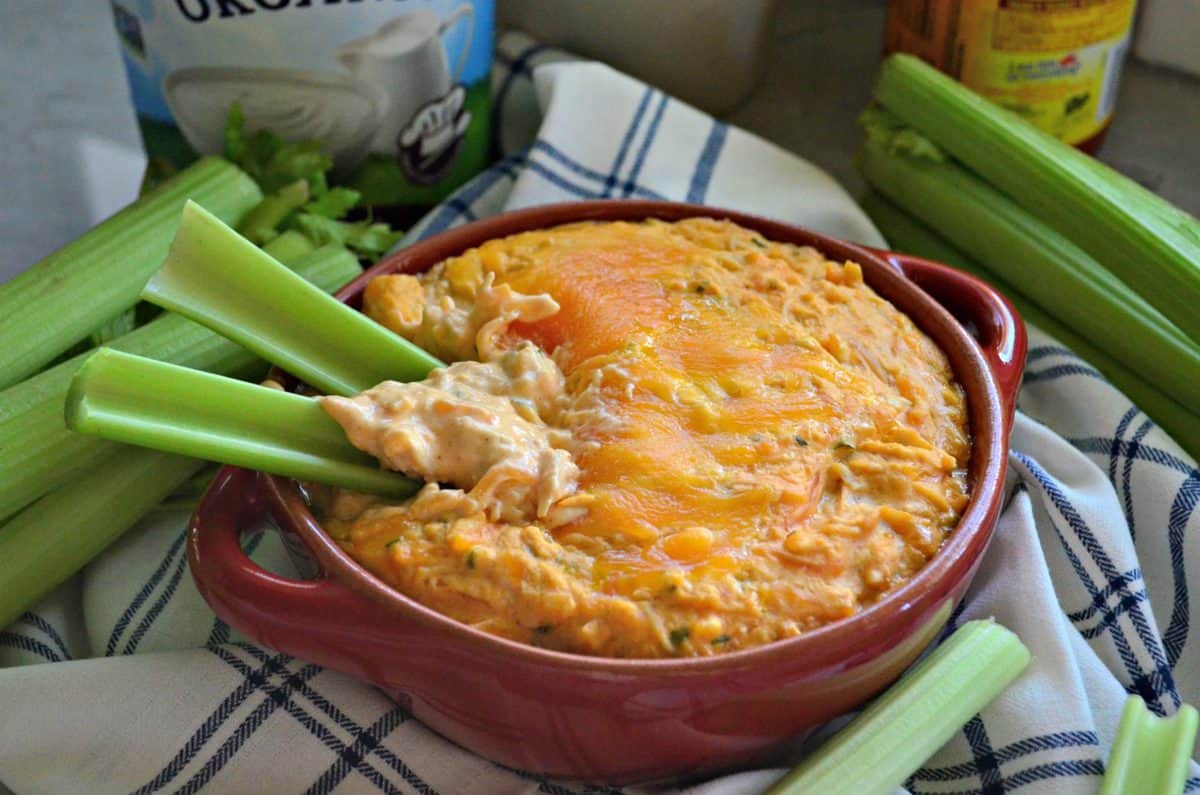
876,250,1027,429
188,467,374,652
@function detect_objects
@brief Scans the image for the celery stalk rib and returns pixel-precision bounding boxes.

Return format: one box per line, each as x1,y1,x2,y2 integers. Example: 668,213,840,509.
262,229,317,264
1100,697,1198,795
0,245,360,522
0,157,262,390
0,448,201,631
874,54,1200,344
239,179,310,244
859,192,1200,463
65,349,418,499
143,201,443,397
858,137,1200,412
766,621,1030,795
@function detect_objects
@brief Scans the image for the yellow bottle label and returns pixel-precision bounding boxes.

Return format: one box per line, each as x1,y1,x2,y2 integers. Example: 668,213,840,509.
886,0,1137,145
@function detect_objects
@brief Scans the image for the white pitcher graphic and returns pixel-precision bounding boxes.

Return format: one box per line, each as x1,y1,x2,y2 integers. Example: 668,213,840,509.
335,6,474,156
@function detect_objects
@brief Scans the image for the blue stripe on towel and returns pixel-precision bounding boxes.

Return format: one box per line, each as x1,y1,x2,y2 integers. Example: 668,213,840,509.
525,158,607,199
1032,366,1195,671
230,644,436,793
1164,471,1198,666
1065,435,1197,671
234,643,395,735
206,619,231,649
686,120,728,204
106,527,188,655
121,540,190,655
1062,568,1151,643
442,196,479,223
492,43,551,130
1013,452,1181,712
170,661,323,795
1022,363,1106,385
911,730,1099,782
532,140,666,200
302,709,413,795
963,715,1005,793
1109,407,1141,527
1122,420,1156,542
603,88,653,198
1002,758,1106,789
416,134,676,244
912,759,1104,795
417,150,529,239
0,631,62,663
620,92,669,197
236,641,605,795
533,140,613,187
1078,589,1151,640
18,612,70,660
1025,345,1076,363
1066,569,1142,623
130,650,298,794
1069,437,1195,478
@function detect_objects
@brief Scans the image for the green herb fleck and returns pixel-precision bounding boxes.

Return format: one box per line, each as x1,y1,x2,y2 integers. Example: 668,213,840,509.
466,548,477,569
669,626,691,647
834,440,855,453
751,238,768,248
303,187,362,219
794,435,809,447
711,634,732,646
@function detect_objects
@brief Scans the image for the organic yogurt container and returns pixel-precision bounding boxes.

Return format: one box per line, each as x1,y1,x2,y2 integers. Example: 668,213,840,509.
111,0,493,211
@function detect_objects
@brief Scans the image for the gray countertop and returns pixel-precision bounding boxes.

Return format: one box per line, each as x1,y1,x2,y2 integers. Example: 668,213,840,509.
1,0,1198,283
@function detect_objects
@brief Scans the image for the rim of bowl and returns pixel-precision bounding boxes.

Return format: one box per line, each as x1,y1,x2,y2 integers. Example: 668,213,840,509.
260,199,1009,673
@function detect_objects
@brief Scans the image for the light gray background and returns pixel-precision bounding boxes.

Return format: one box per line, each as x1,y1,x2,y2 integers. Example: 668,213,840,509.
1,1,1198,278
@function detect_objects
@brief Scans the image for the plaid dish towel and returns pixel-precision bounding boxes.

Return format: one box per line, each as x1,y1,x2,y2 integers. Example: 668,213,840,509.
2,32,1198,795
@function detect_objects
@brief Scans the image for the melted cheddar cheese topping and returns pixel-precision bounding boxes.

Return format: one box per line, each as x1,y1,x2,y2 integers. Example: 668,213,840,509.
317,218,970,658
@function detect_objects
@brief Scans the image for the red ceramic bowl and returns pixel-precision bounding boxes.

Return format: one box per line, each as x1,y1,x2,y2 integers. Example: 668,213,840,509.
189,201,1025,785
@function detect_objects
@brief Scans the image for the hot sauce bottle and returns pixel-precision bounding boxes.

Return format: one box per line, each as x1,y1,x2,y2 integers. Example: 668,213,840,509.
885,0,1138,153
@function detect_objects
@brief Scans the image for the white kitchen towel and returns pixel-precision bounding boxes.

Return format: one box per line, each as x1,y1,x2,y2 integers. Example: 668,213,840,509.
1,32,1198,795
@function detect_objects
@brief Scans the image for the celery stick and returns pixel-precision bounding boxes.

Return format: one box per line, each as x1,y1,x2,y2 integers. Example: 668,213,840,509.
0,157,262,390
239,179,310,245
143,201,442,397
860,192,1200,463
0,449,201,632
1100,697,1198,795
262,229,317,265
873,54,1200,344
0,245,360,522
65,349,418,499
766,621,1030,795
858,134,1200,412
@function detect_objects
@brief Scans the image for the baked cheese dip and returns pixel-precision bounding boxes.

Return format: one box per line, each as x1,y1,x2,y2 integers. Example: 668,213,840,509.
315,218,970,658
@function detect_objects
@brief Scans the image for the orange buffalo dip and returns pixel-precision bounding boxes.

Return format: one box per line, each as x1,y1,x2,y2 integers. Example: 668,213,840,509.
315,218,970,658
